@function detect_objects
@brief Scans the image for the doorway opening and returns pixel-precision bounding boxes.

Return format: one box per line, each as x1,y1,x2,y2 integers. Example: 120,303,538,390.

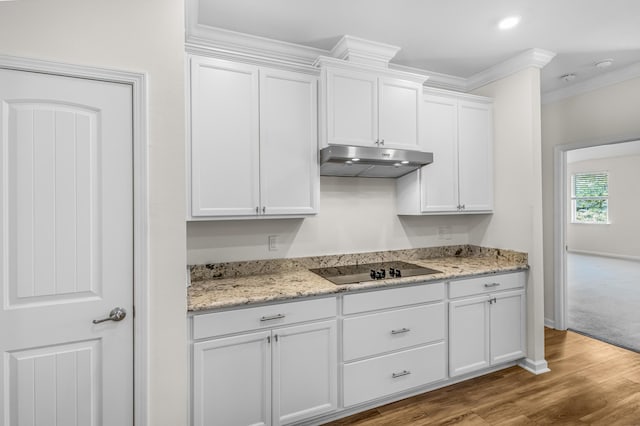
554,139,640,352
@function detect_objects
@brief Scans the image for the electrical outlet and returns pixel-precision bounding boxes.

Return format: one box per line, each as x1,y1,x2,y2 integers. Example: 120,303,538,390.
268,235,278,251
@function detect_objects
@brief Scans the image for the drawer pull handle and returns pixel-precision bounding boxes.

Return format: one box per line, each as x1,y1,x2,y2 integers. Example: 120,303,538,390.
391,327,411,335
392,370,411,379
260,314,285,322
484,283,501,288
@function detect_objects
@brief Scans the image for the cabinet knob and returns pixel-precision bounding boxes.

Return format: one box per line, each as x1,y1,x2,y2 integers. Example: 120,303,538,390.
256,206,259,214
262,206,266,214
380,139,384,145
391,327,411,335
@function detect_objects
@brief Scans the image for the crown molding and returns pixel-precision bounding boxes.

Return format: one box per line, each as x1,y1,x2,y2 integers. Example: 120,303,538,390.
185,5,560,95
330,35,401,68
466,48,557,91
391,63,467,92
185,25,325,73
542,61,640,104
314,56,428,84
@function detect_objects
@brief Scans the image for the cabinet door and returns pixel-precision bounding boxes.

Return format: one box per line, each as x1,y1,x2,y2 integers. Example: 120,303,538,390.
325,68,378,147
190,57,260,217
457,100,493,212
449,296,490,377
420,94,459,212
272,320,337,425
193,331,271,426
490,290,526,365
379,77,421,150
259,69,318,215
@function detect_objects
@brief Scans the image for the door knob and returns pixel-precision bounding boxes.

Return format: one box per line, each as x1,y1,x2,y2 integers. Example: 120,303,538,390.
93,307,127,324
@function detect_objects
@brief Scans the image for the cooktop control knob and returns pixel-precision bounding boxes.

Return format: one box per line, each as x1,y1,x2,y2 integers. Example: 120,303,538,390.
370,269,376,279
379,269,386,278
389,268,396,277
395,269,402,277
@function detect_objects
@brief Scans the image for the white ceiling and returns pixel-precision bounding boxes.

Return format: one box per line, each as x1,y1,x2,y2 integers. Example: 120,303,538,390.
195,0,640,94
567,140,640,163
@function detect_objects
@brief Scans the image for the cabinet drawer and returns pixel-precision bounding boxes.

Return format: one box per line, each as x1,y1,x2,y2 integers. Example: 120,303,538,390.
193,297,337,339
449,272,525,299
343,303,444,361
343,282,444,315
343,342,446,407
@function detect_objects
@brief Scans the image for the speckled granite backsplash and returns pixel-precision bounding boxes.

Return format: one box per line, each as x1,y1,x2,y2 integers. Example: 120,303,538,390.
189,245,527,282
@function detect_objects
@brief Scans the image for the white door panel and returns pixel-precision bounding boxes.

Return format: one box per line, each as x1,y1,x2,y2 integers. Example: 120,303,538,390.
0,69,133,425
9,341,98,426
259,69,318,215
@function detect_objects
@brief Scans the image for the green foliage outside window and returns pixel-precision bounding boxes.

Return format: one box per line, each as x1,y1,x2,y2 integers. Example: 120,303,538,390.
571,172,608,224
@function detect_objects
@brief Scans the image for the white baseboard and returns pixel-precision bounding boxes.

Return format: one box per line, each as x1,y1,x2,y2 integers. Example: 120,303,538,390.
568,249,640,263
544,318,556,329
518,358,551,375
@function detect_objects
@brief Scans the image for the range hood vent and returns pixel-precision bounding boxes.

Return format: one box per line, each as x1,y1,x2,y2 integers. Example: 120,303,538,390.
319,145,433,178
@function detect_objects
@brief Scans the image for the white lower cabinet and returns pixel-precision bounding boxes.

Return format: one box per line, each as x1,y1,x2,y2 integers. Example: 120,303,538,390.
341,284,447,407
190,272,529,425
193,331,271,426
343,342,446,407
272,321,338,425
448,272,526,377
191,299,337,426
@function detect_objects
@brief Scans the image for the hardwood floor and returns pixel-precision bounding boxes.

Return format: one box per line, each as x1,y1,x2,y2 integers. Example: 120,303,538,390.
325,329,640,425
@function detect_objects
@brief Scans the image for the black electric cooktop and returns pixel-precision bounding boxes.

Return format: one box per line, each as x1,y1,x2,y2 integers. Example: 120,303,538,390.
309,261,441,285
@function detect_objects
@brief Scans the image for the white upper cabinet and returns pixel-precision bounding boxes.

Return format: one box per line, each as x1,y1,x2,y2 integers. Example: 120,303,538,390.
457,100,493,212
259,68,319,216
396,89,493,215
378,77,421,149
190,57,260,217
188,56,319,219
318,59,425,151
325,68,378,147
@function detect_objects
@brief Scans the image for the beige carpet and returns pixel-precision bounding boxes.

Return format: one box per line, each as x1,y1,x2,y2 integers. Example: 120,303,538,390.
567,252,640,352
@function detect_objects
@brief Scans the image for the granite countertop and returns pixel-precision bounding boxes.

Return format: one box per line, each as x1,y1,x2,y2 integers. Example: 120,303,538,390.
188,245,529,312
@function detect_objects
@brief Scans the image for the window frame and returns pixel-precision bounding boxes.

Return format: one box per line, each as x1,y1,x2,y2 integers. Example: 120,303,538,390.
570,171,609,224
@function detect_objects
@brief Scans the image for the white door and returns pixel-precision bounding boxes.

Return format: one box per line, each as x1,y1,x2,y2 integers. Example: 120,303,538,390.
259,68,318,216
0,69,133,425
448,296,490,377
420,94,459,213
272,320,337,425
325,68,378,147
457,100,493,212
378,77,421,150
490,290,526,365
192,331,271,426
189,56,260,217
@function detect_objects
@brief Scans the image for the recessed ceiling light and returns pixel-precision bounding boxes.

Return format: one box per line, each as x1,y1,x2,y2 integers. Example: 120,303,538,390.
351,158,360,162
498,16,521,30
595,59,614,68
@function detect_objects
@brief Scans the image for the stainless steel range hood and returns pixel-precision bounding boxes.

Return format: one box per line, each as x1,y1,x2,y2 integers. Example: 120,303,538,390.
319,145,433,178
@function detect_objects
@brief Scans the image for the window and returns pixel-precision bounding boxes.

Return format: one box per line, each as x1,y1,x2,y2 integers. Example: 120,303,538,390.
571,172,608,224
